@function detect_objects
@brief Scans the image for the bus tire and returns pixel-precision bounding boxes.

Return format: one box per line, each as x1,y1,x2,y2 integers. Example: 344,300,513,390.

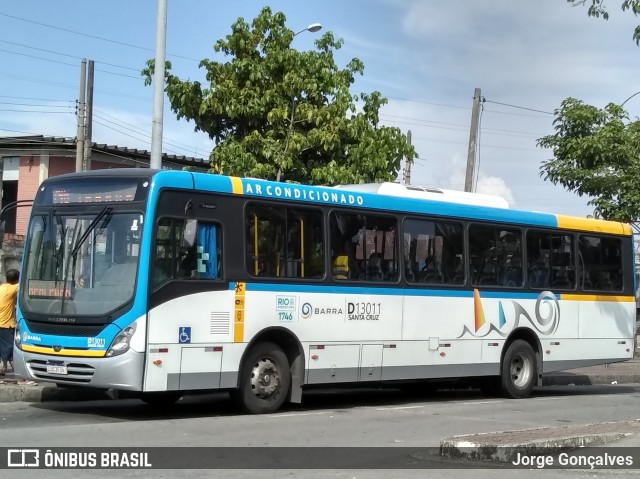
233,342,290,414
499,340,537,398
140,391,183,406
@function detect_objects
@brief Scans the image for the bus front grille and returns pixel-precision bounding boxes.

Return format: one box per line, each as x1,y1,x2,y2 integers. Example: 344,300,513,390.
26,360,95,383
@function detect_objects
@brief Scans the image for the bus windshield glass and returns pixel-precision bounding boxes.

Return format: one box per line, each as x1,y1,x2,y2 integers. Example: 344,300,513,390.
22,210,143,316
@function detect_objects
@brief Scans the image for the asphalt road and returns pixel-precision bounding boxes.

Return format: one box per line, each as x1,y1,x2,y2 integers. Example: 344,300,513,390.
1,384,640,478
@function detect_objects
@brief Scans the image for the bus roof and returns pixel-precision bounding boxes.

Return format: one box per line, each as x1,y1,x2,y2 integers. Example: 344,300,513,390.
334,183,510,209
39,169,632,236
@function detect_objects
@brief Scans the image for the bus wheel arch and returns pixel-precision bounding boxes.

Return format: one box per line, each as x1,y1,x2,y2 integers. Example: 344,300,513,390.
499,329,541,398
235,328,304,413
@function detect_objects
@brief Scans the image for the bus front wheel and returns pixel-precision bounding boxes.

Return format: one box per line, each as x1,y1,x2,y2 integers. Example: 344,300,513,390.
499,339,537,398
233,342,291,414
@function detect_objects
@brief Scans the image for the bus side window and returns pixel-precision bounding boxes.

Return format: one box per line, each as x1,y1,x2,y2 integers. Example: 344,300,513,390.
153,219,221,288
332,254,349,280
246,204,324,279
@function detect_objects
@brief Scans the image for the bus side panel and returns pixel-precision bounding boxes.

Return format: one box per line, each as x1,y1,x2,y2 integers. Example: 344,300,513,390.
380,340,489,380
143,290,236,392
242,288,404,343
402,293,471,340
542,338,634,373
575,297,635,339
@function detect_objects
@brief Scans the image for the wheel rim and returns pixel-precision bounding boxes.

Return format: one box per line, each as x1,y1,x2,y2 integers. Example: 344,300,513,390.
510,352,533,389
250,357,281,400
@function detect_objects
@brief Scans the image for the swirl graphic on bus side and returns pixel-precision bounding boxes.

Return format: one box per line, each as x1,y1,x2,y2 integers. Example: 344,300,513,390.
457,290,560,338
301,302,313,319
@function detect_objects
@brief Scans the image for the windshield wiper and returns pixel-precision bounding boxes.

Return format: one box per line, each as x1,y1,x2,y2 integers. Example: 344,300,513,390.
57,207,112,312
71,207,112,260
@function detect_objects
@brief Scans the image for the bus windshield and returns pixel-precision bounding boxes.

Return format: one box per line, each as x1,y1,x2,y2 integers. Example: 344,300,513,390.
22,209,143,316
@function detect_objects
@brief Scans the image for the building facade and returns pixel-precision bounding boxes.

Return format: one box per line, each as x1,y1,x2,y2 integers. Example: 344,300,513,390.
0,135,208,236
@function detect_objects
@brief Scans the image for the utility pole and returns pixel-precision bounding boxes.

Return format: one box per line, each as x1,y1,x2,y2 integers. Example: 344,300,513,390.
464,87,481,192
76,58,87,173
403,130,412,185
150,0,167,169
83,60,95,171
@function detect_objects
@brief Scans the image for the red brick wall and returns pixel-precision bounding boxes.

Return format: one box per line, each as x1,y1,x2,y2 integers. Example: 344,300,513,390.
16,156,41,236
15,155,137,235
48,156,75,177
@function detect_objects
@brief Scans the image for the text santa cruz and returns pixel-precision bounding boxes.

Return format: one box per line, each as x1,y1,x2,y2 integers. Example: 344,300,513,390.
244,182,365,206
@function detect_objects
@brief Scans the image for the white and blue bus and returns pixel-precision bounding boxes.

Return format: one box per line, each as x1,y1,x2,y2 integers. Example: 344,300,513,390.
12,169,636,413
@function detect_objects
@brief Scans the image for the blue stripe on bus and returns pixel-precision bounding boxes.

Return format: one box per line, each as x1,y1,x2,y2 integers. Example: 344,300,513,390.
18,322,122,350
244,282,541,300
191,173,237,194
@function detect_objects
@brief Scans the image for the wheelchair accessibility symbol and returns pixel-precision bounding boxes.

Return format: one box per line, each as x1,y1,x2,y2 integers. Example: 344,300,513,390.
179,327,191,344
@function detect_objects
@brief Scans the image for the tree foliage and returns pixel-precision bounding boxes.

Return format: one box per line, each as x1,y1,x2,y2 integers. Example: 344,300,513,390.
143,7,416,185
537,98,640,221
567,0,640,44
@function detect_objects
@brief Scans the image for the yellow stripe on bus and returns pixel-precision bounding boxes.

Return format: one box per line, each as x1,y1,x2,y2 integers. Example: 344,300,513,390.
230,177,243,195
234,281,246,343
560,294,635,302
555,215,631,235
21,344,106,357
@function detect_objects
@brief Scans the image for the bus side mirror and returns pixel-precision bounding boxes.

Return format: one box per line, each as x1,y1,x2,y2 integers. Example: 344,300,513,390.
182,219,198,249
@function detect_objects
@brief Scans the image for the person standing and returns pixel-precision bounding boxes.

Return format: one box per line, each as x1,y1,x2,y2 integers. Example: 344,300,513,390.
0,269,19,375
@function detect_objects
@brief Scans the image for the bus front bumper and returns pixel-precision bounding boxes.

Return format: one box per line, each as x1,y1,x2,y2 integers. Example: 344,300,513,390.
12,347,145,391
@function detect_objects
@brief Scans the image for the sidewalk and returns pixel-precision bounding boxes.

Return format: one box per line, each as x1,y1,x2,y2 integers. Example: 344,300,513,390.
440,420,640,463
1,356,639,404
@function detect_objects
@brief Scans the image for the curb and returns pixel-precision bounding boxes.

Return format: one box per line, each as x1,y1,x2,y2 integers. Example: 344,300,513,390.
542,374,640,386
440,421,640,462
440,433,628,463
0,383,110,403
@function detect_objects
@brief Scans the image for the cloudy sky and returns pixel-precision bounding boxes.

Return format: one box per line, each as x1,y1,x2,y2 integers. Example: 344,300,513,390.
1,0,639,217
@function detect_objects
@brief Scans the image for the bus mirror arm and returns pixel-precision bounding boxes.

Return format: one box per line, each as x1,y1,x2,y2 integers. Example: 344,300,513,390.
0,199,33,250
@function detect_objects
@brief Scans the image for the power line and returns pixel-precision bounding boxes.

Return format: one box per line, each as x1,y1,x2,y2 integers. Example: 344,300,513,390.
382,95,470,110
95,109,207,154
0,12,199,62
92,119,189,158
483,99,553,115
0,48,142,79
0,39,141,71
0,71,149,101
380,113,549,137
0,95,73,102
381,95,553,118
93,110,205,156
0,108,73,114
0,101,73,108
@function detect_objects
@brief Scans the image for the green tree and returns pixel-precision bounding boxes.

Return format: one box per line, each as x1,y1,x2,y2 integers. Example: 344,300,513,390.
537,98,640,221
567,0,640,44
143,7,416,184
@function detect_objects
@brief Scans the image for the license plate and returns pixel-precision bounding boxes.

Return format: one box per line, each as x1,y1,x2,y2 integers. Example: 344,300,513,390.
46,364,67,375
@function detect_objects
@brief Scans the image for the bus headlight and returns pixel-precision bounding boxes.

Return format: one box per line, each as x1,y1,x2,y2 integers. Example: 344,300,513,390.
106,324,137,357
14,324,21,350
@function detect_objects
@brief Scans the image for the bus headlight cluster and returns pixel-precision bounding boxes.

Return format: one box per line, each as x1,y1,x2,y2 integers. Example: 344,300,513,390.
106,324,137,357
14,324,21,349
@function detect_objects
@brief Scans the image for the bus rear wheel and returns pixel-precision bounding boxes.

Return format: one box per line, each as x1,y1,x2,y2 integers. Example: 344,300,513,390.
233,342,290,414
499,340,537,398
